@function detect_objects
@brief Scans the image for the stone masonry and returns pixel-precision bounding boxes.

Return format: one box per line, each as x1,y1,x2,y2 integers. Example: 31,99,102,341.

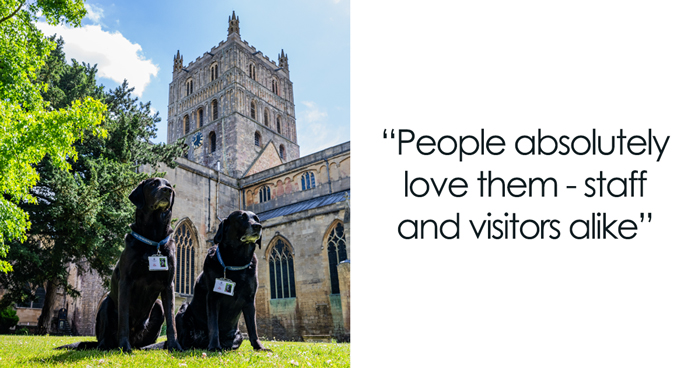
9,10,350,342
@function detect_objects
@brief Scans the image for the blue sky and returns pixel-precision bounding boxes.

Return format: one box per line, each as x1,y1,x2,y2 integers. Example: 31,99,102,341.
36,0,350,156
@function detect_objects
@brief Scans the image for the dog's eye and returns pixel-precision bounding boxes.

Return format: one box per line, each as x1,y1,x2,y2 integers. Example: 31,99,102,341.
253,216,260,222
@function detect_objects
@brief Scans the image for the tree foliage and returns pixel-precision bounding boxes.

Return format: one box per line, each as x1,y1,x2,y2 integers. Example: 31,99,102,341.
0,39,184,332
0,0,105,272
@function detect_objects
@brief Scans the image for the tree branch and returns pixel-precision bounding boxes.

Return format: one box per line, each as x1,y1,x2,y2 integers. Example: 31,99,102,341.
0,1,26,25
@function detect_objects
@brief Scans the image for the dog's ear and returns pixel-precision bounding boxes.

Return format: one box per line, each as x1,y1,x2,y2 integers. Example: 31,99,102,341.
129,181,145,210
214,218,229,244
168,188,176,211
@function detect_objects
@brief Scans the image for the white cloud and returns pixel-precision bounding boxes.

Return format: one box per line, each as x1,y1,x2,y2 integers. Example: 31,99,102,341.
300,101,328,124
35,22,158,97
84,3,104,23
298,101,344,155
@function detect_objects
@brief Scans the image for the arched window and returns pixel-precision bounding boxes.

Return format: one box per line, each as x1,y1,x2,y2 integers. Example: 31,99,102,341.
249,64,256,80
264,109,269,127
276,116,281,133
209,132,216,153
326,222,347,294
272,79,278,95
301,172,316,191
259,185,271,203
197,108,203,128
250,101,256,120
279,144,286,160
185,79,193,96
268,238,296,299
211,99,218,120
174,222,197,295
254,131,261,147
183,115,190,134
210,63,219,82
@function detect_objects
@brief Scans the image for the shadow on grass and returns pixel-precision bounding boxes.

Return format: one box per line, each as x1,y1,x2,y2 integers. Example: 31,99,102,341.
26,346,242,365
26,348,125,365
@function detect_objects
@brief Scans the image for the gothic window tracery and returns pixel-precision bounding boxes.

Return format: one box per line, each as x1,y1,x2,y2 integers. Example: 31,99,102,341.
250,101,256,120
210,63,219,81
186,79,193,96
268,238,296,299
259,185,271,203
174,223,197,295
301,172,316,191
326,222,347,294
183,115,190,134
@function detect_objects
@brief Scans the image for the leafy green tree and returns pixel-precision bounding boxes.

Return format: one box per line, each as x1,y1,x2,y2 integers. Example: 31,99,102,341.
0,0,106,272
0,39,184,333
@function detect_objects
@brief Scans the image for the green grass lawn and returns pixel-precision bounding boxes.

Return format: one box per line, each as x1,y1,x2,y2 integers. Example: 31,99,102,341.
0,335,349,367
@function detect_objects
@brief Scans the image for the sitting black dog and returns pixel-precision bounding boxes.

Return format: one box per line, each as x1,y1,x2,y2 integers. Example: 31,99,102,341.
174,210,269,351
58,178,183,352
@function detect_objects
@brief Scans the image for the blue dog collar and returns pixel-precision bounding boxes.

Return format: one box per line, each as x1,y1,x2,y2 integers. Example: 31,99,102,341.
215,247,251,271
131,231,170,253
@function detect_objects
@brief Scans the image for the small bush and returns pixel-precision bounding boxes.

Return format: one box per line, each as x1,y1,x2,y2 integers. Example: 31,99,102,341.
15,327,29,335
0,307,19,334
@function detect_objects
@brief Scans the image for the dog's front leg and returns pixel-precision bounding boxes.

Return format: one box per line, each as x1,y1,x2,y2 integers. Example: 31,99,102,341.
206,292,222,351
117,279,132,353
242,302,270,351
162,282,183,352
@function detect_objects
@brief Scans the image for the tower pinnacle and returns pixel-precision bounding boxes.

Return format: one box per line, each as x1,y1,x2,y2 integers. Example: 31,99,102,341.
228,11,240,36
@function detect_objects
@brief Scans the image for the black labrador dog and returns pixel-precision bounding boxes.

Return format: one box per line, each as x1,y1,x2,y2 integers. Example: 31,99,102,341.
59,178,183,352
173,210,269,351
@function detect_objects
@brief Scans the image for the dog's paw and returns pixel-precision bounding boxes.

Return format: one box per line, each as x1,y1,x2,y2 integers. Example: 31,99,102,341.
167,340,184,352
119,343,133,354
252,340,270,351
207,344,223,352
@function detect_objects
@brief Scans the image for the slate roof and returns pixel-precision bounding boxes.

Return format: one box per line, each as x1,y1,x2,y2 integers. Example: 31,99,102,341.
258,190,350,221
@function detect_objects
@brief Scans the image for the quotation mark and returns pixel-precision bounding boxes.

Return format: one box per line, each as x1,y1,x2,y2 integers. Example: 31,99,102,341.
640,213,652,222
383,129,395,139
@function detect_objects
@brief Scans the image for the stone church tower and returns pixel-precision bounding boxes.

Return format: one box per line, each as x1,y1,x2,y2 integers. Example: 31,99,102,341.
5,10,350,342
167,11,299,178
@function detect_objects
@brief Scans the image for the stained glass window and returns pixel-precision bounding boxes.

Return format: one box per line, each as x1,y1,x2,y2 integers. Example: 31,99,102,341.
269,239,296,299
327,222,347,294
174,223,196,295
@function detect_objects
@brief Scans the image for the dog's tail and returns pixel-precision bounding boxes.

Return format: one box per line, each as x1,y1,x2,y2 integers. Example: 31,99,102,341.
55,341,100,350
140,341,167,350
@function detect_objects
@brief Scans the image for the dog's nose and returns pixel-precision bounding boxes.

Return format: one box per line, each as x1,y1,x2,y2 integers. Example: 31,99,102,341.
252,223,262,232
160,186,173,193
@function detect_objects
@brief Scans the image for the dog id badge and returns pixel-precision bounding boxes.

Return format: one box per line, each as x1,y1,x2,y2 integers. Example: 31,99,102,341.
214,278,235,296
148,256,168,271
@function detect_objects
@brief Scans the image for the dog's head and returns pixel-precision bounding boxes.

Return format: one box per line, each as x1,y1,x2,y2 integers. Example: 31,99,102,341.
129,178,176,213
214,210,262,249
